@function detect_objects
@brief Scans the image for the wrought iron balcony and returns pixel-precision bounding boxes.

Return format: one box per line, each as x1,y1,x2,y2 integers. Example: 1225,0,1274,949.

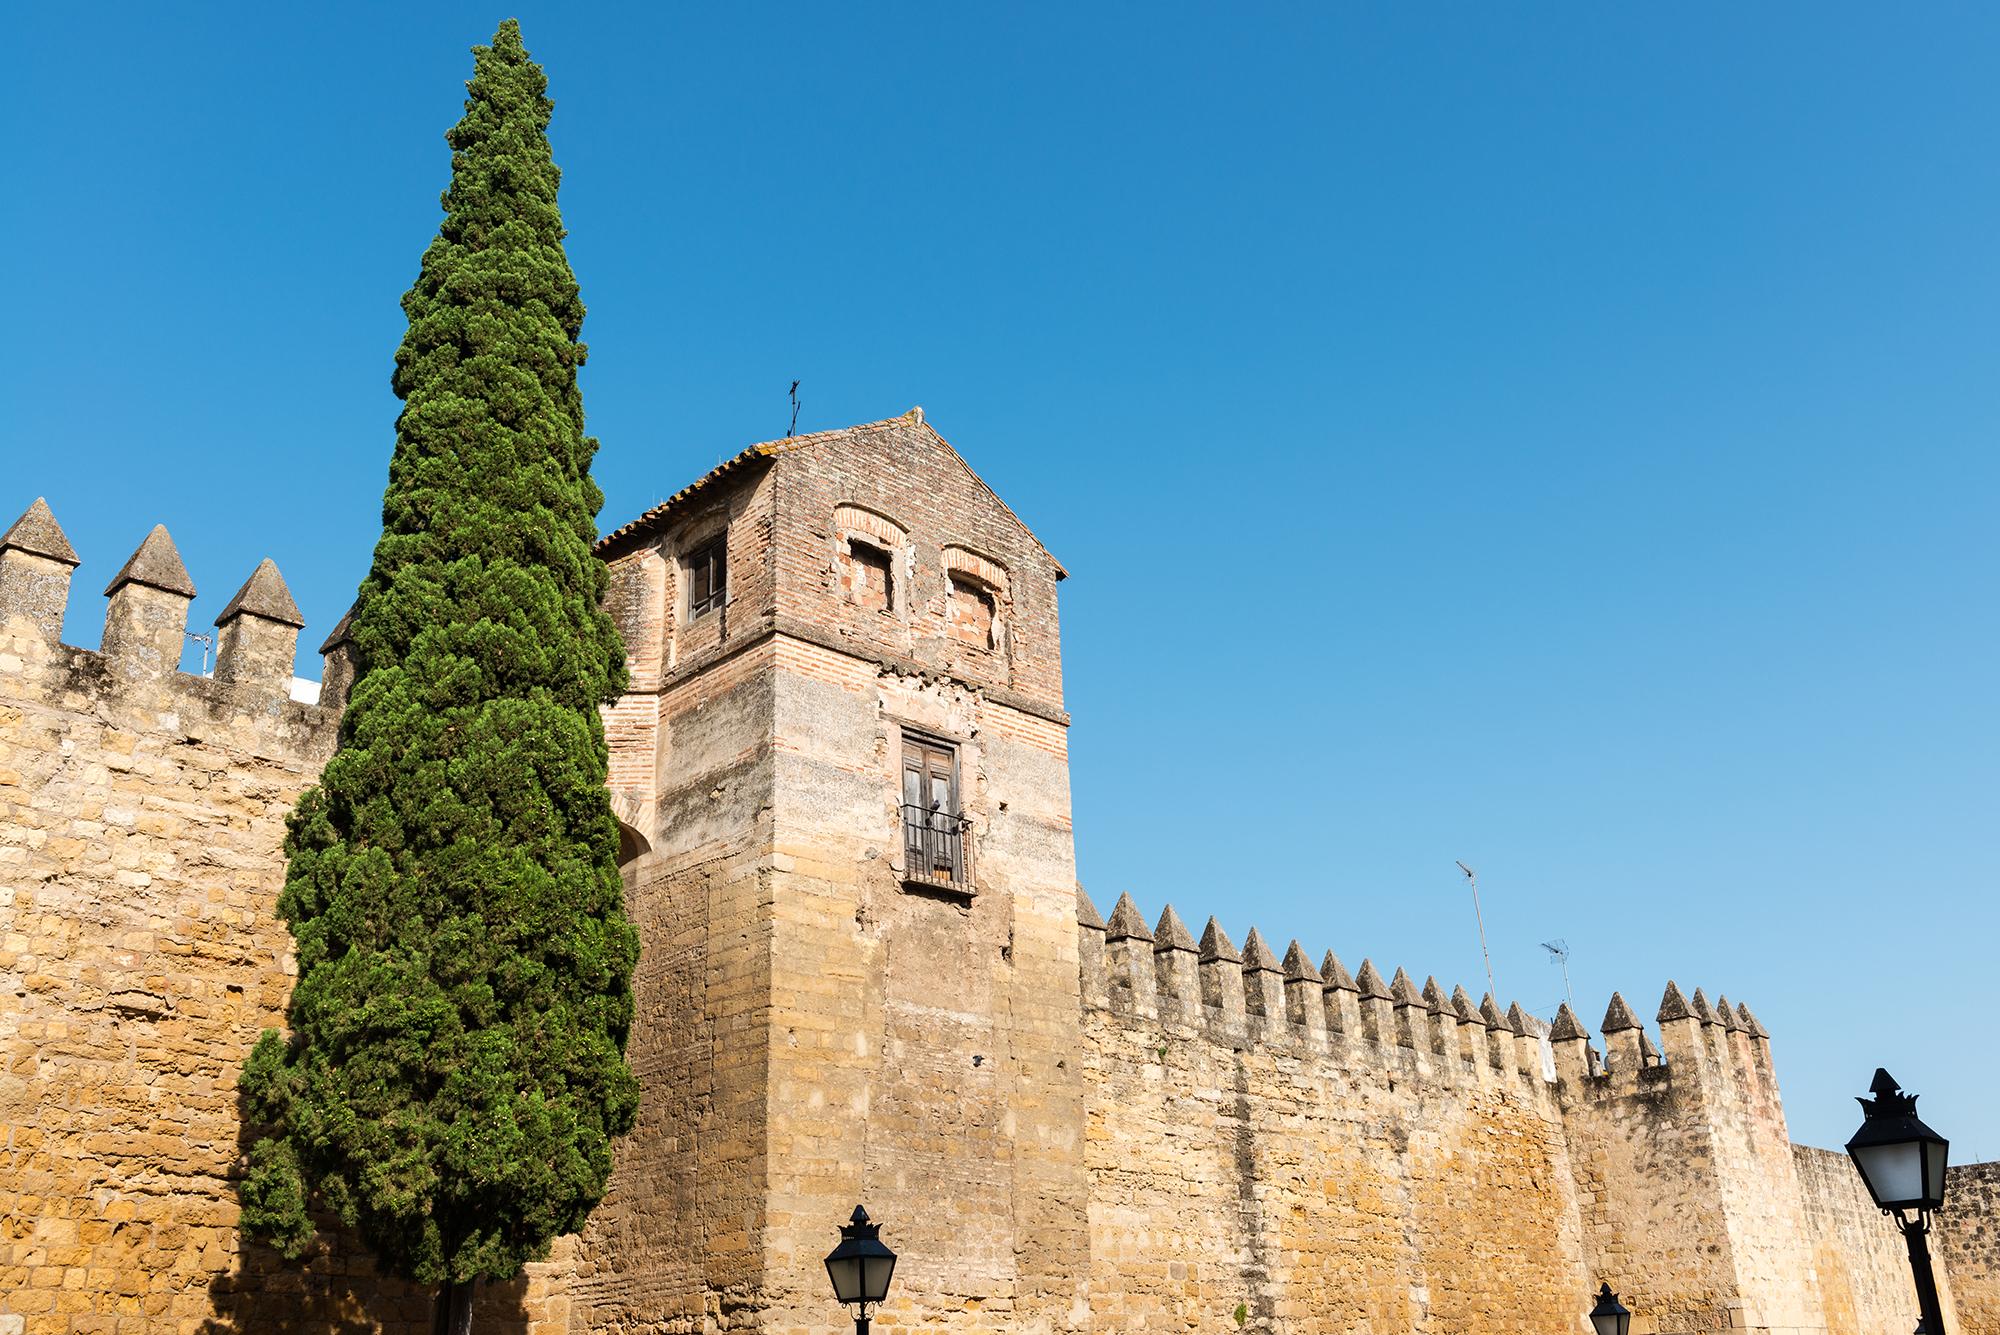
901,802,970,891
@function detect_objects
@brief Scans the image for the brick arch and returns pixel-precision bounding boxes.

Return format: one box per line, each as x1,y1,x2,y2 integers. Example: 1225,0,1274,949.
942,543,1009,596
832,502,908,549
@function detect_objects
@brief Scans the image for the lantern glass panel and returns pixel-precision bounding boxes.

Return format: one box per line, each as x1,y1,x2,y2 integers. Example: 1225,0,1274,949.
1924,1138,1948,1205
862,1255,896,1303
1855,1141,1926,1209
826,1255,864,1305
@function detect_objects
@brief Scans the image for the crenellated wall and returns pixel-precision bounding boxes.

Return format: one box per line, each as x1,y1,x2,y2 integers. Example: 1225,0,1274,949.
1072,885,1994,1335
1079,890,1592,1334
0,503,569,1334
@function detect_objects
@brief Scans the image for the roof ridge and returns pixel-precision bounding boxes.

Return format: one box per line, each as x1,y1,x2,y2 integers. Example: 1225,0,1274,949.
596,411,1066,576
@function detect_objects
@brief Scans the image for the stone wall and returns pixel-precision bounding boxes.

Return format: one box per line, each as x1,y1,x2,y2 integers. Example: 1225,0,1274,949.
1554,989,1837,1334
1554,1011,1743,1332
1792,1145,1937,1335
1079,898,1590,1334
562,636,780,1332
1939,1163,2000,1335
0,516,568,1334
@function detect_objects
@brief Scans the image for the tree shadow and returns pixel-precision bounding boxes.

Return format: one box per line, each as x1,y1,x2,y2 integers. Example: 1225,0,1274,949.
197,1083,534,1333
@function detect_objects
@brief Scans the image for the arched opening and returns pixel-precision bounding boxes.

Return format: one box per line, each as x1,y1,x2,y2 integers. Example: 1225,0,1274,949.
616,819,651,868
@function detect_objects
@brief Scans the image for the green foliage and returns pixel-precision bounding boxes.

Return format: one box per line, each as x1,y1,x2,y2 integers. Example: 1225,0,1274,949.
238,20,637,1286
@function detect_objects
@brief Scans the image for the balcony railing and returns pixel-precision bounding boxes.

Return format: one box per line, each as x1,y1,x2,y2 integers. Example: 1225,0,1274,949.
901,803,970,891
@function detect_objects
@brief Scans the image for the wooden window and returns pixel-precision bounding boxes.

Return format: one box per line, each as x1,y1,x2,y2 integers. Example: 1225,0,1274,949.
842,540,894,612
686,535,726,620
901,734,966,887
947,576,995,648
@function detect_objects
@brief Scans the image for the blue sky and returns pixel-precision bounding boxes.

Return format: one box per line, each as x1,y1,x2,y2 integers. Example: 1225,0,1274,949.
7,4,1995,1154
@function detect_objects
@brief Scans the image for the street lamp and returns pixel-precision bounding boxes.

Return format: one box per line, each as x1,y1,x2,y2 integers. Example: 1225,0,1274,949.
824,1205,897,1335
1588,1283,1632,1335
1846,1069,1950,1335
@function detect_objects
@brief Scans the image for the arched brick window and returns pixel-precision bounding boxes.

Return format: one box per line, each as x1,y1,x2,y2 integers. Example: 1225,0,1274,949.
834,504,908,616
942,546,1008,652
843,538,894,612
947,576,995,647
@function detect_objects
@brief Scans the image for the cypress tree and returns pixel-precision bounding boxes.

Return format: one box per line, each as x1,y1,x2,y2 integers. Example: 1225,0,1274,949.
238,22,637,1328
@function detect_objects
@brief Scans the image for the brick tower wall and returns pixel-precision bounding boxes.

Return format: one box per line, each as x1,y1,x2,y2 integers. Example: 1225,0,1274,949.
576,415,1089,1334
565,462,784,1333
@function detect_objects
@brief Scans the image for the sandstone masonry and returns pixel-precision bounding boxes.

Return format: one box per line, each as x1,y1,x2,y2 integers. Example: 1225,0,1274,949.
1,414,1993,1334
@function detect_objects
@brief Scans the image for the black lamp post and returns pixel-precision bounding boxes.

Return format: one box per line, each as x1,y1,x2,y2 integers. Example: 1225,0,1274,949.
1846,1069,1950,1335
1588,1283,1632,1335
824,1205,897,1335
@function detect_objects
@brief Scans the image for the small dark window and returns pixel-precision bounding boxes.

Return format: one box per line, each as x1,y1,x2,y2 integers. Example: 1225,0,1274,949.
687,535,726,619
901,734,968,889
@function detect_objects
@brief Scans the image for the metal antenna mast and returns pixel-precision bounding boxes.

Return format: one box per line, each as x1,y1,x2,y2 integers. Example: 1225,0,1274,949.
1541,938,1573,1008
1455,861,1497,1000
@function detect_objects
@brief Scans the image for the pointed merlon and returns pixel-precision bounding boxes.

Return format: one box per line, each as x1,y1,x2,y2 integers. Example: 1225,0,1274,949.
1422,976,1446,1015
1480,993,1506,1031
214,557,305,628
103,524,196,598
1549,1002,1588,1043
1105,893,1153,943
1,498,81,566
1321,951,1357,993
1390,967,1421,1007
1282,940,1322,983
1355,959,1389,999
1152,904,1197,953
1639,1029,1662,1063
318,604,356,655
1737,1002,1769,1038
1658,981,1694,1023
1076,885,1105,931
1241,927,1281,974
1452,984,1479,1025
1198,917,1241,964
1506,1001,1534,1036
1690,988,1718,1025
1715,995,1742,1032
1601,992,1640,1034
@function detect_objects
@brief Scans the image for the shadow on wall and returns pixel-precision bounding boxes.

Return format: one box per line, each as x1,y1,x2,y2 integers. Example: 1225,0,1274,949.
195,1084,536,1334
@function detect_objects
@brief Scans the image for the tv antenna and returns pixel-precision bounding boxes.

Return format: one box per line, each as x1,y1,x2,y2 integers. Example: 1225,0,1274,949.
1541,938,1574,1008
1455,861,1497,1000
787,380,801,438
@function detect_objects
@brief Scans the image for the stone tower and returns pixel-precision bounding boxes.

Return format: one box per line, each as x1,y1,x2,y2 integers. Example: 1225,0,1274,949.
568,410,1089,1333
